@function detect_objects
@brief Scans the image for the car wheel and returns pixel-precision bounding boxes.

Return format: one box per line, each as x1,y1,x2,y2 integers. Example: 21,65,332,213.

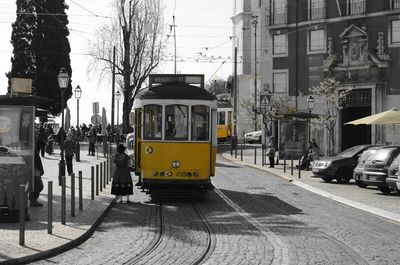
322,177,332,182
336,168,352,183
249,140,253,144
355,180,367,188
378,186,391,194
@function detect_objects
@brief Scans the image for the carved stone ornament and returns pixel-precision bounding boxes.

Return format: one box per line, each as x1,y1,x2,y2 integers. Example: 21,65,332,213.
339,24,369,66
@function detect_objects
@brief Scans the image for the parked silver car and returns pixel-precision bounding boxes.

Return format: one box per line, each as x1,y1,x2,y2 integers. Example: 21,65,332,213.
361,146,400,194
386,153,400,194
244,130,262,144
353,146,382,188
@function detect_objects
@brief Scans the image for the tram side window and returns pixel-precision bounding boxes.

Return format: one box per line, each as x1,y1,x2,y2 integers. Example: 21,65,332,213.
165,105,188,140
218,111,225,125
191,105,209,141
143,105,162,140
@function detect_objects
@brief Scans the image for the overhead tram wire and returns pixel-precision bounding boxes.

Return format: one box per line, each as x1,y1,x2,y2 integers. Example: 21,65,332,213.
206,61,226,84
68,0,113,19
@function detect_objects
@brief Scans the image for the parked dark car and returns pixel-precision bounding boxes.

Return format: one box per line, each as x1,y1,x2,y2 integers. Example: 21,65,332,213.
353,146,382,188
312,145,376,183
361,146,400,194
385,152,400,194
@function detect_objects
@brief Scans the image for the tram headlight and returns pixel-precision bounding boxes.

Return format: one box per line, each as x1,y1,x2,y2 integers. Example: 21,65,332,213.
145,146,153,154
172,160,180,168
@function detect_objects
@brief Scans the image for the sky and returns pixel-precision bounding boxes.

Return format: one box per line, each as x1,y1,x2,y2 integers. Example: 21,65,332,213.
0,0,233,126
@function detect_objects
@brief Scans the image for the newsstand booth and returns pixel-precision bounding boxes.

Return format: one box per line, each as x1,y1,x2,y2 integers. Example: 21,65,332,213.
0,97,38,222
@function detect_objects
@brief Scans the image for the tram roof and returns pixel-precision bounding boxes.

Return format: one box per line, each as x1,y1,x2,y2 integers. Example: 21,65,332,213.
136,83,217,101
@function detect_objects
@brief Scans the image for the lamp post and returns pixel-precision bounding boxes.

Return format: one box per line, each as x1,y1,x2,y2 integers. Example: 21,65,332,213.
251,15,258,132
307,95,315,142
58,68,69,184
115,90,122,144
74,85,82,162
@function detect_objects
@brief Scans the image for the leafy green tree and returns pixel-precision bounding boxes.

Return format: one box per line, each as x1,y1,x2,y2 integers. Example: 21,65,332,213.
7,0,37,94
309,77,349,155
32,0,72,115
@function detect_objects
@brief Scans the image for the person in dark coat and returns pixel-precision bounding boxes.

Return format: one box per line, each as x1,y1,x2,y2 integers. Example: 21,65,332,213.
29,148,44,207
266,137,276,168
111,144,133,203
64,132,76,176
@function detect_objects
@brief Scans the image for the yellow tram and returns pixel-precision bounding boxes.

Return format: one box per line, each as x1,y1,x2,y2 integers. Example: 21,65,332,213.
133,74,218,191
217,99,233,143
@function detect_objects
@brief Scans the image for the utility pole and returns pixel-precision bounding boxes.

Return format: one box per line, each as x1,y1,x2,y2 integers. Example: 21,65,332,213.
251,15,258,131
111,46,116,143
172,16,177,74
234,46,238,140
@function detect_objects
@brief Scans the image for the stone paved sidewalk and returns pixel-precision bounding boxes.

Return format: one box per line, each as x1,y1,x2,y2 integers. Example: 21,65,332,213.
0,147,115,265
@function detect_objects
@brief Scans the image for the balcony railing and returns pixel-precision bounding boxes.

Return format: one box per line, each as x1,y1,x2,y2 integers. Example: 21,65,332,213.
272,7,288,25
348,0,366,15
310,7,326,20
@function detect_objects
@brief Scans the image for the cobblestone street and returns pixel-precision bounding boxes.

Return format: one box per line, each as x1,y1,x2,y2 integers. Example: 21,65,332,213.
30,153,400,265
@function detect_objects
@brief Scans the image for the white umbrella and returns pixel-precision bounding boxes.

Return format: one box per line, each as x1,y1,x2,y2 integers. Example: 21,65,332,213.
345,108,400,144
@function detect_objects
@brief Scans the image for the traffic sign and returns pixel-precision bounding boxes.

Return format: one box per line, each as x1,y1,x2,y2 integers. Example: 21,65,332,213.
260,94,271,106
91,114,101,125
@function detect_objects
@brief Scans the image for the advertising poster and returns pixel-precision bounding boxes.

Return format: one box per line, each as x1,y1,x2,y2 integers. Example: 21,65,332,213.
0,106,34,221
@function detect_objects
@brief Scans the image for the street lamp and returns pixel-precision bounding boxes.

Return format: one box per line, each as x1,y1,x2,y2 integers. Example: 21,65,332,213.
307,95,315,142
57,68,69,184
115,90,122,127
74,85,82,162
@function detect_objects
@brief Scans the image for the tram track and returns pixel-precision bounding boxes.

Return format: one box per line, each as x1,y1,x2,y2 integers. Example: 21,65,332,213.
215,157,371,265
123,194,215,265
219,154,400,258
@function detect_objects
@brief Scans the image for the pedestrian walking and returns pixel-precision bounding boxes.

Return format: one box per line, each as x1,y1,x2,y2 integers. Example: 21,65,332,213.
36,125,46,157
111,144,133,203
29,148,44,207
64,132,76,176
311,138,320,161
266,137,276,168
88,126,97,156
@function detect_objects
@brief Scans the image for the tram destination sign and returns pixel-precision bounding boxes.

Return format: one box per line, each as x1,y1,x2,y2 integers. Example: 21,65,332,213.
149,74,204,88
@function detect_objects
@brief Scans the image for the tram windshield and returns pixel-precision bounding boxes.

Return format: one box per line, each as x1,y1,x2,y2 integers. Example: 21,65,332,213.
218,111,225,125
165,105,188,140
192,105,209,141
143,105,162,140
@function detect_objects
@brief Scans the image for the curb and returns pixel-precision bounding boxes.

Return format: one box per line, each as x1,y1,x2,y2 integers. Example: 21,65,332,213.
1,198,116,265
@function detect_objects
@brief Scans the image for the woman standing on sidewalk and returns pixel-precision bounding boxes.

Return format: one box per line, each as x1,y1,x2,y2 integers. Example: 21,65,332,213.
111,144,133,203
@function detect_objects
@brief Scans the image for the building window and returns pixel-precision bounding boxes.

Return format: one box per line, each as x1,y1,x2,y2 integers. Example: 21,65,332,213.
273,71,288,94
309,0,325,20
391,20,400,44
308,29,326,53
348,0,366,15
272,0,287,25
273,34,287,56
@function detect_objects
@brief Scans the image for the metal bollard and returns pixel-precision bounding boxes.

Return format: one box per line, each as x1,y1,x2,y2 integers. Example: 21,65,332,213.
254,147,257,164
234,139,237,158
240,143,243,161
48,181,53,234
291,154,294,176
71,173,75,217
91,166,94,200
284,156,286,173
96,164,99,196
106,159,109,185
61,176,66,225
100,163,103,192
262,145,265,166
298,158,301,179
79,171,83,211
19,185,25,246
103,161,106,188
